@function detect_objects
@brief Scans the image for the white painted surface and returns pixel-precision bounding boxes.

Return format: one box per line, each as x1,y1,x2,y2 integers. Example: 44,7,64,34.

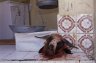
0,1,13,39
15,31,57,51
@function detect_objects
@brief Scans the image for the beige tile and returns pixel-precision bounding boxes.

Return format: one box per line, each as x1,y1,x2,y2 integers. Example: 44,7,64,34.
11,61,20,63
19,61,36,63
23,52,44,60
0,61,20,63
3,51,28,60
80,60,95,63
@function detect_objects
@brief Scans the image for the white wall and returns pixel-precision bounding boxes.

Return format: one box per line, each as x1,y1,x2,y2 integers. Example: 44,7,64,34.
0,1,30,39
0,2,3,39
0,1,13,39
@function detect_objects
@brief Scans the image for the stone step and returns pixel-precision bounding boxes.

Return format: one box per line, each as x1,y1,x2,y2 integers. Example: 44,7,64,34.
0,61,95,63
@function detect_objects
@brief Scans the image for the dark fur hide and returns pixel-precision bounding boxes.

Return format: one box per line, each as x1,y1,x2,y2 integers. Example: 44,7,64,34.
37,34,78,59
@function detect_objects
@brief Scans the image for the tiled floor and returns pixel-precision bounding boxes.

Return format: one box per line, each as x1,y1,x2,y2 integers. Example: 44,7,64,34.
0,61,95,63
0,45,95,63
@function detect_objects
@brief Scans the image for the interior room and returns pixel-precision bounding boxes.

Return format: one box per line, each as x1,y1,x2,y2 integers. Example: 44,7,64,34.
0,0,96,62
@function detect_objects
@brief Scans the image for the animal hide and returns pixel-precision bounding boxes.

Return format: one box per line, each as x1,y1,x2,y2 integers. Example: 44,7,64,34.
36,34,78,59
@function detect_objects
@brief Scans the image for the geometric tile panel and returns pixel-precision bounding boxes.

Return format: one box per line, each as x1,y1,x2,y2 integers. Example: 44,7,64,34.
78,34,93,56
58,33,94,58
60,33,76,42
58,16,75,32
77,14,94,33
78,34,93,53
57,15,76,34
63,34,76,48
77,34,94,58
57,14,94,58
59,33,77,50
57,14,94,34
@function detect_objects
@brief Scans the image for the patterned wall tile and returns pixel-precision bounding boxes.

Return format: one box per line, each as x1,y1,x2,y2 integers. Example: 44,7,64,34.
59,33,77,49
57,14,94,59
58,33,85,53
77,14,94,33
57,14,94,34
57,15,76,34
77,34,94,58
58,34,94,54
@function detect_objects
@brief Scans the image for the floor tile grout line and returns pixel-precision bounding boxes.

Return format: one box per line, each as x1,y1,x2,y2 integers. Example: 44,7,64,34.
0,45,95,61
1,51,16,60
21,52,31,60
